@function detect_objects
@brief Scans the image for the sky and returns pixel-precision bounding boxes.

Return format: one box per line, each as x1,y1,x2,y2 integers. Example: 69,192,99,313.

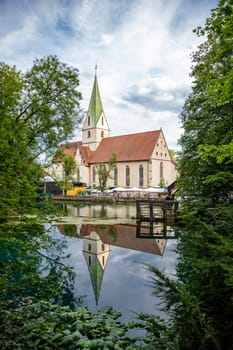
0,0,219,151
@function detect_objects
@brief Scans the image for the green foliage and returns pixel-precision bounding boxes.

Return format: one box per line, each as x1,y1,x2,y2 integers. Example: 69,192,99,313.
159,178,166,188
0,56,83,218
57,154,78,194
168,149,176,162
96,153,117,192
178,0,233,202
22,55,83,157
0,221,155,349
173,1,233,348
0,301,142,349
0,222,78,309
175,203,233,349
137,264,219,350
198,141,233,165
137,1,233,349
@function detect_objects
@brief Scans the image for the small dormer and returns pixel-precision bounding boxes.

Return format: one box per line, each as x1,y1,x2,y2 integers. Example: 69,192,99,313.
82,67,110,151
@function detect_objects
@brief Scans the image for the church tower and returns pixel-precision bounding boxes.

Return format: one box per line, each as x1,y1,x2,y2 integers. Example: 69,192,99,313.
82,67,110,151
82,230,110,306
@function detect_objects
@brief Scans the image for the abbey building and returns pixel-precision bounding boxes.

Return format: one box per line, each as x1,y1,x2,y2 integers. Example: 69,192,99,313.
50,71,177,189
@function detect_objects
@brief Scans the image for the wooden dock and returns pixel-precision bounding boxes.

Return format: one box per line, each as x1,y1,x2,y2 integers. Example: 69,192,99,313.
136,220,177,239
136,199,178,222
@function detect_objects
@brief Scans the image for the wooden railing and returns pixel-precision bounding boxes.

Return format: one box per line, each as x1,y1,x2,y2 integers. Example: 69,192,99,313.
136,199,178,221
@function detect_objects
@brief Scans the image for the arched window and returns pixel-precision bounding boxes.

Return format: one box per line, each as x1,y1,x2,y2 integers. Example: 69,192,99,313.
77,167,80,182
114,167,118,186
139,165,144,187
160,162,163,179
126,165,130,187
92,166,96,183
87,130,91,138
88,116,90,126
102,116,104,125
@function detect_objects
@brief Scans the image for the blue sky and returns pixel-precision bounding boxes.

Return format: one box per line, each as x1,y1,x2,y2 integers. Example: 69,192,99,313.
0,0,218,150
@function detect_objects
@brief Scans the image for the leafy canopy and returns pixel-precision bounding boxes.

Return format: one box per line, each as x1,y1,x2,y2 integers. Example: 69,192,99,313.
96,153,117,192
0,55,83,217
138,1,233,349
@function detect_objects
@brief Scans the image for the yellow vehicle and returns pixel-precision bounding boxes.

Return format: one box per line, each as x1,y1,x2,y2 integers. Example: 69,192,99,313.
66,182,87,196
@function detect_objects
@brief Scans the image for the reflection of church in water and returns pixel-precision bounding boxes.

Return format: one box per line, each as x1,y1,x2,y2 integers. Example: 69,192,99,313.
82,229,110,306
58,223,171,305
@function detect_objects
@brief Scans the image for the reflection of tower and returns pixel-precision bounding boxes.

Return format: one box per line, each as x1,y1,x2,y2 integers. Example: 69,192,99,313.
82,230,110,306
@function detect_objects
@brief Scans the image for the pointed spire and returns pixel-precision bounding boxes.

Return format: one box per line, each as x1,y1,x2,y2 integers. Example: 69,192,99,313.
89,259,104,306
88,66,104,125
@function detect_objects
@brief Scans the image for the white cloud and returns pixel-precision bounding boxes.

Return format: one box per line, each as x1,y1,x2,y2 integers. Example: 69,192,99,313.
0,0,218,151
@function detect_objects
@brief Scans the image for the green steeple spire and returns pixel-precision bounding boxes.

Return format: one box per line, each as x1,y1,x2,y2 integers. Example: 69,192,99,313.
88,66,104,125
89,258,104,306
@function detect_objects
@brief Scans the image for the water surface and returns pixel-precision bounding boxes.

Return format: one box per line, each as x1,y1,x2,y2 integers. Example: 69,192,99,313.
52,203,178,321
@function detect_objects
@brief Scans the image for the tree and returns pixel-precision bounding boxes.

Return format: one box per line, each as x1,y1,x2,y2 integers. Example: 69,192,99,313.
0,56,83,217
168,149,176,162
20,55,83,159
58,155,77,195
178,0,233,202
137,1,233,349
176,0,233,348
96,154,117,192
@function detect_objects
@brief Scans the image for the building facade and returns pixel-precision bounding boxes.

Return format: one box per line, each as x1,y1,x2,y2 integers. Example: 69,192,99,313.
50,71,177,189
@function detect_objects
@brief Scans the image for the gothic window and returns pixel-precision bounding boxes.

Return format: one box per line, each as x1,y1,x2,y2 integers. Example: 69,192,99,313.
139,165,144,187
87,130,91,138
102,256,105,266
126,165,130,187
114,167,118,186
77,167,80,181
92,167,96,183
102,116,104,125
160,162,163,179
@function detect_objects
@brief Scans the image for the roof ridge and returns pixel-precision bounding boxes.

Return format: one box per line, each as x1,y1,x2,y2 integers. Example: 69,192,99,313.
101,129,161,140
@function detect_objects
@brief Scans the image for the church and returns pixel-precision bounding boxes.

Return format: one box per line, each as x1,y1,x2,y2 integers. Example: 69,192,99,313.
50,70,177,189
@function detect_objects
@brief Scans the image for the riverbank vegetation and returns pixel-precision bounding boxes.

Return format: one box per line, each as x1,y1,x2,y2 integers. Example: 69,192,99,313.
1,1,233,348
139,0,233,348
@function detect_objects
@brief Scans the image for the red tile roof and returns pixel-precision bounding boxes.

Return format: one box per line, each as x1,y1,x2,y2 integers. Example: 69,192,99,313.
59,141,81,158
79,223,165,255
89,130,161,163
55,141,93,165
79,145,93,165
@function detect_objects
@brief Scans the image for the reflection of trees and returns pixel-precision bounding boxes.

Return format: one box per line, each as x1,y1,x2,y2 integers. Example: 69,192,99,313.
100,205,107,218
0,223,83,310
62,224,77,237
97,224,118,242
